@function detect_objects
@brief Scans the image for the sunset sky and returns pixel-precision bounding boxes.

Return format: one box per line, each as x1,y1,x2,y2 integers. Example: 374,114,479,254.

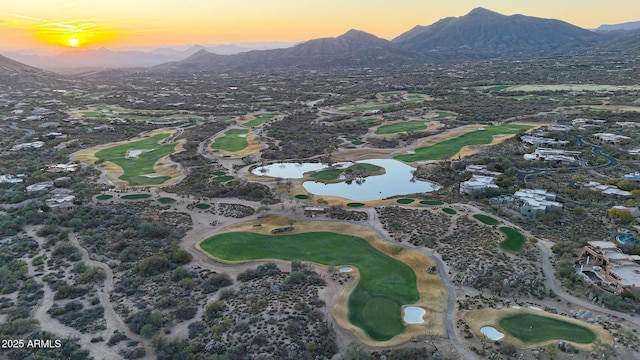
2,0,639,51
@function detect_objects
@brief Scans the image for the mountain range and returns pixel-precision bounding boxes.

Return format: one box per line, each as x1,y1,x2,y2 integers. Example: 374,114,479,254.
154,8,633,73
2,7,639,75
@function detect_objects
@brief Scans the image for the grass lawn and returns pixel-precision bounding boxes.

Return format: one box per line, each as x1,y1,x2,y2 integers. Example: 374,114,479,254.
396,198,415,204
295,194,310,199
157,197,176,204
311,163,382,181
499,227,526,251
473,214,500,225
375,121,428,135
121,194,152,200
211,171,226,176
243,113,277,127
442,208,457,215
432,111,455,119
94,133,177,186
96,194,113,200
347,203,365,208
195,203,211,209
211,129,249,152
200,231,419,341
499,313,595,344
420,200,443,206
394,125,532,162
487,85,510,92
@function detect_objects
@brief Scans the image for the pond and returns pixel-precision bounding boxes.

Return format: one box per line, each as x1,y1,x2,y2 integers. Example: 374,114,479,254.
403,306,426,324
302,159,439,201
252,162,341,179
481,326,505,340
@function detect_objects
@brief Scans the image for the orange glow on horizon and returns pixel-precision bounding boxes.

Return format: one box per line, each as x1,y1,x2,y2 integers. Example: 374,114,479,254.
31,20,124,48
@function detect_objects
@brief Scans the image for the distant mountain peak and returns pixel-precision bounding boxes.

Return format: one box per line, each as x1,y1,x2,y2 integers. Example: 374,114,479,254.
466,7,503,17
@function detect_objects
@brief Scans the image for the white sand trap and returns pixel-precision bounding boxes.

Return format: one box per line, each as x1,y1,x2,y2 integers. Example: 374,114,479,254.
339,266,353,273
403,306,426,324
237,134,247,138
511,305,521,309
127,149,143,159
141,174,159,178
529,306,542,311
481,326,505,340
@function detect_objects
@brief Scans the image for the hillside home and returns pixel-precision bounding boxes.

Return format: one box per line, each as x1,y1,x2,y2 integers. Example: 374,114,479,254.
513,188,563,218
523,147,580,165
593,133,632,145
460,175,498,195
521,135,569,147
581,241,640,294
622,172,640,182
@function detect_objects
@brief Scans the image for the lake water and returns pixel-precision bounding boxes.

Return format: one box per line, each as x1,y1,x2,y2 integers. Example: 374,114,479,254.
403,306,426,324
302,159,439,201
252,162,342,179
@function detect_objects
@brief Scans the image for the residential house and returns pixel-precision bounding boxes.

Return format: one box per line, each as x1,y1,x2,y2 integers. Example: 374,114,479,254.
580,241,640,294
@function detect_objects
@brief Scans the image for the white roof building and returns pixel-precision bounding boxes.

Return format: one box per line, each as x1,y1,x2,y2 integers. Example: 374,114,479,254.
460,175,499,194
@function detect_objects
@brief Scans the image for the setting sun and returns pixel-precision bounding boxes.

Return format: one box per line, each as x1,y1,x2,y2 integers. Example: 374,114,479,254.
67,35,79,47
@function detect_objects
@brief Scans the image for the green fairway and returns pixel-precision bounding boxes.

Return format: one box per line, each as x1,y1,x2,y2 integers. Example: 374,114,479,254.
157,197,176,204
195,203,211,209
499,313,595,344
432,111,456,119
121,194,152,200
499,227,525,251
394,125,532,162
211,129,249,152
442,208,457,215
96,194,113,200
200,231,419,341
375,121,428,135
396,198,415,204
473,214,500,225
347,203,365,208
94,133,178,186
311,163,382,181
243,113,278,127
295,194,310,199
420,200,443,206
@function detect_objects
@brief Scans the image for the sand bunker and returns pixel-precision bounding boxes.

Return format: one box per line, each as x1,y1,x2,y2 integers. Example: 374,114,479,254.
403,306,426,324
481,326,505,340
339,266,353,273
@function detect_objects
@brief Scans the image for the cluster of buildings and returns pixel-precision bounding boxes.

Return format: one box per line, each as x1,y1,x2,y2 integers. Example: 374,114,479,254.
0,174,26,184
491,188,563,219
581,181,632,197
523,147,581,165
592,133,632,145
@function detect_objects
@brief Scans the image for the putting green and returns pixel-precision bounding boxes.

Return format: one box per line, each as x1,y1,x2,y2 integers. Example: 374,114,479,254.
200,231,419,341
394,125,532,162
211,129,249,152
375,121,428,135
473,214,500,225
243,113,278,127
94,133,179,186
499,313,595,344
499,227,525,251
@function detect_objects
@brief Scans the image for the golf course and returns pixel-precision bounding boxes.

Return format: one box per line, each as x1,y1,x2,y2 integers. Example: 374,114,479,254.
199,217,448,344
465,307,612,349
74,130,185,188
394,124,532,162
